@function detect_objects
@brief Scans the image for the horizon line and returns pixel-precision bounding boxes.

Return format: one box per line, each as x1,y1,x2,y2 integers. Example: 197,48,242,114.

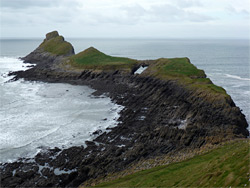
0,36,249,40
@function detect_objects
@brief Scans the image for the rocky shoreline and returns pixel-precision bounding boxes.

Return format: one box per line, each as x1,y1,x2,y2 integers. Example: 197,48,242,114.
1,31,249,187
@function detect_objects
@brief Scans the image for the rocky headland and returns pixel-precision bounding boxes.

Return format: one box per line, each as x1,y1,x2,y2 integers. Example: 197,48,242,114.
1,31,249,187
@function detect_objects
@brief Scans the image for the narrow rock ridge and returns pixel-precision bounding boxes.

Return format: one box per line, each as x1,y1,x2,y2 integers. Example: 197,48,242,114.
1,31,248,187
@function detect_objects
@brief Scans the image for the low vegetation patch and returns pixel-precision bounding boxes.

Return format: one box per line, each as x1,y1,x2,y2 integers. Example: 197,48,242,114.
143,58,227,95
39,36,73,56
94,139,249,187
66,48,227,96
160,57,205,78
68,47,137,72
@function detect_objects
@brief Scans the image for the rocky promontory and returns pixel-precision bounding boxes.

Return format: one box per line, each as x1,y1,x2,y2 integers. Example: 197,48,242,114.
22,31,74,65
1,31,249,187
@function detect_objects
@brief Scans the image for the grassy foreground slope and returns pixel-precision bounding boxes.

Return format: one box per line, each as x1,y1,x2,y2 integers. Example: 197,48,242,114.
95,140,249,187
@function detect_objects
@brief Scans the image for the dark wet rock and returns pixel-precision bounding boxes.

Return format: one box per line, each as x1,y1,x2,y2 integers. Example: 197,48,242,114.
1,32,249,187
92,129,102,136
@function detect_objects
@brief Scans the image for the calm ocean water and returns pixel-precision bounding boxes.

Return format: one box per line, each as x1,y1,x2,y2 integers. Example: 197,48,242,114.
0,38,249,162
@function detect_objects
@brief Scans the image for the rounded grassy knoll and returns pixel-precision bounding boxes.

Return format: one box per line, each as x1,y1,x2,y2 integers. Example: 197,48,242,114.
142,57,228,96
68,47,137,72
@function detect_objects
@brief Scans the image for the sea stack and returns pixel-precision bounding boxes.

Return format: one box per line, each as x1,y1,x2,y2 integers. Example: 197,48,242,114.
22,31,75,65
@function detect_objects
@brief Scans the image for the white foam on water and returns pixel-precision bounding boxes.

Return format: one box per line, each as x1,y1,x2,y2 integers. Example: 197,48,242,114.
0,57,123,163
54,168,77,176
0,57,34,83
134,66,148,74
178,120,188,130
225,74,250,81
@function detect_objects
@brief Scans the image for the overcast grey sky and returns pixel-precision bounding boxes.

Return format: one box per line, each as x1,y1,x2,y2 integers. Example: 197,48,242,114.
0,0,249,38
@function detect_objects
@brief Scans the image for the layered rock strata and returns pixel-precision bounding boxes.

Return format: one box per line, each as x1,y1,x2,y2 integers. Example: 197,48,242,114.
1,31,248,187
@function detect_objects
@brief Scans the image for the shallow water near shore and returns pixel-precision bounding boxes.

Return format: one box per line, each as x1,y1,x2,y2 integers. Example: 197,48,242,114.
0,38,249,163
0,58,122,163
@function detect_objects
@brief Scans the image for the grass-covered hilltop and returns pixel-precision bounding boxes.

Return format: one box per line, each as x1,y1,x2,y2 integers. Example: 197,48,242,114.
67,47,137,71
23,31,232,98
3,31,248,188
39,31,74,56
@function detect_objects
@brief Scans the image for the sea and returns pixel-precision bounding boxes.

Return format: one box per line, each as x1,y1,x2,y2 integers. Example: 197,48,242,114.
0,38,249,163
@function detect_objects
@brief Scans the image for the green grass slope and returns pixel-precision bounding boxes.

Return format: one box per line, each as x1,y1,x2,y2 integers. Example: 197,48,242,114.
68,47,137,71
39,35,73,56
143,58,228,96
95,140,250,187
65,47,227,97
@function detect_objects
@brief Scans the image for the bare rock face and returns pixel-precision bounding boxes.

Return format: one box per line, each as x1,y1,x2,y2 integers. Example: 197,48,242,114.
45,31,59,40
2,69,249,187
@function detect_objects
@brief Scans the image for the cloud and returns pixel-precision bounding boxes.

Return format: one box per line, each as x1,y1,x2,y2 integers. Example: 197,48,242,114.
70,2,214,27
0,0,81,26
0,0,249,38
175,0,203,8
0,0,61,9
227,6,250,17
123,4,147,18
119,3,214,24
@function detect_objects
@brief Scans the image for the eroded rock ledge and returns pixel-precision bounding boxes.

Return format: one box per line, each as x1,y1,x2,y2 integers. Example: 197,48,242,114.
1,31,248,187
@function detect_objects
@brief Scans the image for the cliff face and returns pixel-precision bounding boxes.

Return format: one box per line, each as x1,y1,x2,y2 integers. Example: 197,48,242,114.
2,31,249,187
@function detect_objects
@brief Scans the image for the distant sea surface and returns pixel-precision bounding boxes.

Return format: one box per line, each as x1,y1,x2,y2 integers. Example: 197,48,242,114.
0,38,249,162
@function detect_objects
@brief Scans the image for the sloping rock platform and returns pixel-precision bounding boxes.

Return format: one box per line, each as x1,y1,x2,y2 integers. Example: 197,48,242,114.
1,31,248,187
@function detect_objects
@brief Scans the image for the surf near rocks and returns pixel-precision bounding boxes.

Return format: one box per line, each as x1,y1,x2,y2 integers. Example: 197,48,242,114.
1,31,248,187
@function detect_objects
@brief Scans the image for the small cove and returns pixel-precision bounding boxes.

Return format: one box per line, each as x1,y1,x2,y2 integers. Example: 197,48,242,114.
0,57,123,163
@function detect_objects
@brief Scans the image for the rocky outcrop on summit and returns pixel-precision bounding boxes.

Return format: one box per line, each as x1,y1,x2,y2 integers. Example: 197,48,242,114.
1,31,249,187
22,31,74,65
